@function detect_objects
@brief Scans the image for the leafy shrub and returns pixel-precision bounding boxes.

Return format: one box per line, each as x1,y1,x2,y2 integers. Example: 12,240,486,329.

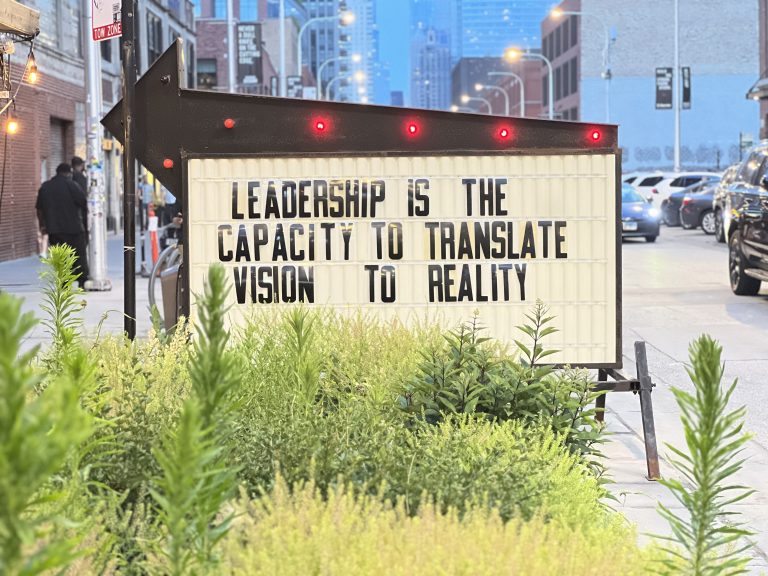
219,476,652,576
657,335,754,575
0,291,92,574
400,303,604,463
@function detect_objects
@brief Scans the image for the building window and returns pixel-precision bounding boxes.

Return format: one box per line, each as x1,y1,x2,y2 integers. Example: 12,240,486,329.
555,25,561,58
571,106,578,120
214,0,226,18
192,0,201,17
562,60,569,96
241,0,257,21
570,15,578,45
570,56,578,94
197,58,217,90
101,38,112,62
147,12,163,66
563,19,570,50
542,73,548,106
555,65,562,100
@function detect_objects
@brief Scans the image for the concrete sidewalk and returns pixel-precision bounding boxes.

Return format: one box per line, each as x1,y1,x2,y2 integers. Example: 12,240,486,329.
603,339,768,572
0,234,153,352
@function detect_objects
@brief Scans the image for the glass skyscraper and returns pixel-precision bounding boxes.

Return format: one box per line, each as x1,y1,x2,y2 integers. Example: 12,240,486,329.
457,0,550,58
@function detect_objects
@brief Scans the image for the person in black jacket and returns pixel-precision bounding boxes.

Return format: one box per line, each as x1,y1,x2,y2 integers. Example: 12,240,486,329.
36,163,90,287
71,156,87,194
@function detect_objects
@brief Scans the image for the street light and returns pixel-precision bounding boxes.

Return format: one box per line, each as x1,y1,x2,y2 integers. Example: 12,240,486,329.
550,8,613,122
297,11,355,77
317,53,361,100
504,47,553,120
488,71,525,117
460,94,492,114
325,71,365,100
449,105,473,112
475,82,509,116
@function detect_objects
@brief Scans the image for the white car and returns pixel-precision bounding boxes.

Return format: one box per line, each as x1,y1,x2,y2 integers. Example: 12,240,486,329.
633,172,673,197
644,172,722,222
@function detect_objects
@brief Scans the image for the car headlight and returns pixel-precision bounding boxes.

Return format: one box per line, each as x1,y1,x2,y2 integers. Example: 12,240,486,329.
648,208,660,218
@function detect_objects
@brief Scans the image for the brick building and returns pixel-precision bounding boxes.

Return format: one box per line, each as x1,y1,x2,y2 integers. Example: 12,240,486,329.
0,0,86,261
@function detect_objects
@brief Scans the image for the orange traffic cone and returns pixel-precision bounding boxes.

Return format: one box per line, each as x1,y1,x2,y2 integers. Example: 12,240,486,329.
148,203,159,265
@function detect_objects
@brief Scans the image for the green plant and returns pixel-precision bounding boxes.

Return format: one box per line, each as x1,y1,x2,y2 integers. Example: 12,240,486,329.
0,292,92,575
400,303,604,462
657,335,754,575
39,245,84,367
150,265,240,574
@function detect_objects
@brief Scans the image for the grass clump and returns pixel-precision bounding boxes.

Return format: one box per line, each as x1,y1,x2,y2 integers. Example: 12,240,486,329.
219,475,651,576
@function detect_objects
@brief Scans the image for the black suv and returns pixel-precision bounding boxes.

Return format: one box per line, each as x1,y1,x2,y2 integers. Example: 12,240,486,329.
726,144,768,295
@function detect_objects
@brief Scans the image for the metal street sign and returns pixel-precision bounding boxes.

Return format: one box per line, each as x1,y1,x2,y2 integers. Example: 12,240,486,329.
103,41,622,368
655,67,672,109
92,0,122,41
682,66,691,110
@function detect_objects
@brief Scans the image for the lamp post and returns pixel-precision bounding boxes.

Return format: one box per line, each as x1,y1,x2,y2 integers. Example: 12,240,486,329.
297,11,355,78
550,8,613,122
317,53,361,100
505,48,553,120
673,0,680,171
460,94,492,114
488,71,525,117
475,82,509,116
326,70,365,100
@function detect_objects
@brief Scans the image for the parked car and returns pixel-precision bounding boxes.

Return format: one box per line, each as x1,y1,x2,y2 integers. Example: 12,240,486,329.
662,180,719,229
712,163,741,243
633,172,671,197
726,142,768,295
654,173,721,223
680,182,719,234
621,183,661,242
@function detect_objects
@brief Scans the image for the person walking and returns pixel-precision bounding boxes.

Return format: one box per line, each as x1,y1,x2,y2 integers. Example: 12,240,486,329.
36,163,90,287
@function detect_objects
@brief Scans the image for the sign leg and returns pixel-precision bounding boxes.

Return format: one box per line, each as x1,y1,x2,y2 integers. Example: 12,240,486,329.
635,341,660,480
596,369,607,423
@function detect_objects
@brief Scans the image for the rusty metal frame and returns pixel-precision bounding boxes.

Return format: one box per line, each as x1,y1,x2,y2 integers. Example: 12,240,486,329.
594,340,660,480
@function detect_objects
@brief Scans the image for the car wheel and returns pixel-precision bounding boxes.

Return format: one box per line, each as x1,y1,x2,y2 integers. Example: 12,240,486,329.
729,232,761,295
715,209,725,243
645,235,657,243
700,210,716,235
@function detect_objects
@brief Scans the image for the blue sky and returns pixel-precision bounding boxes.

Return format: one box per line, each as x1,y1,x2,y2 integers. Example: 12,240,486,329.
376,0,411,102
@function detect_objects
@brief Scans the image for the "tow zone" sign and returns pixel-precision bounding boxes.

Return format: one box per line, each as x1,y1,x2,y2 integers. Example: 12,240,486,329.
92,0,122,41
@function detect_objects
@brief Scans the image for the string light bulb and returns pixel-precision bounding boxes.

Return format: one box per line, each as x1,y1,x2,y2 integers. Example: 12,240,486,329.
27,48,38,84
6,115,19,135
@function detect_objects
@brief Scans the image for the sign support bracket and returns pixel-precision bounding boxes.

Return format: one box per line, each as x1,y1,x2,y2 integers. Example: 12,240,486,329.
594,340,660,480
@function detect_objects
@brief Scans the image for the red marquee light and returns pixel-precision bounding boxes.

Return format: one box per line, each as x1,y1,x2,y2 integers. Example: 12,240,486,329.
163,158,174,169
590,129,602,142
314,119,328,133
498,127,511,140
406,122,420,136
224,118,236,129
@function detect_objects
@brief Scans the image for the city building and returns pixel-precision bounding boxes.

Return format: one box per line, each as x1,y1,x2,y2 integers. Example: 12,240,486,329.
456,0,550,59
390,90,404,106
747,0,768,139
99,0,195,231
544,0,759,171
0,0,86,261
451,56,528,114
195,0,303,95
412,28,451,110
302,0,351,100
479,59,544,119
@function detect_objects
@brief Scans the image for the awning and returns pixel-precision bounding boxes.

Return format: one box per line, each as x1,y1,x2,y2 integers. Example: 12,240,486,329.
746,76,768,101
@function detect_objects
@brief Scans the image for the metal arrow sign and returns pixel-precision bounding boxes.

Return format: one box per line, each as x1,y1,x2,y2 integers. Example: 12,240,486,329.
102,40,617,199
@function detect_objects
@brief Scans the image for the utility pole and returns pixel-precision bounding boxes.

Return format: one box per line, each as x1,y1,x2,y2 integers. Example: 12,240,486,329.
122,0,137,338
84,0,112,292
673,0,681,171
227,0,236,92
